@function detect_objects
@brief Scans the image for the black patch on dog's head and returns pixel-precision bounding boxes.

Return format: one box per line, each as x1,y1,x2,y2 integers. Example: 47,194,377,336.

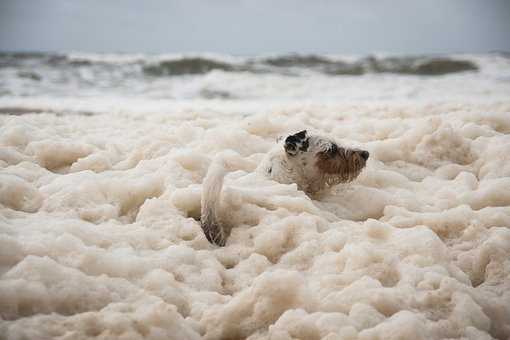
294,130,307,140
284,130,309,156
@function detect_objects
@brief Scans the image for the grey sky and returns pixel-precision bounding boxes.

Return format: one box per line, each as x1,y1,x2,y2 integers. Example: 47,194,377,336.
1,0,509,55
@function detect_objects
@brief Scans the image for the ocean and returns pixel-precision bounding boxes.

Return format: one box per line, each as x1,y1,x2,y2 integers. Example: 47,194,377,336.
1,52,510,339
1,52,509,109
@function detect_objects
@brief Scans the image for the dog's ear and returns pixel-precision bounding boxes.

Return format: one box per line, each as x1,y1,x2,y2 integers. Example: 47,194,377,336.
284,130,308,156
294,130,307,140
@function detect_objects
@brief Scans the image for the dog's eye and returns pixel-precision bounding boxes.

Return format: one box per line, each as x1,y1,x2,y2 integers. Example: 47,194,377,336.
328,144,338,154
299,139,309,152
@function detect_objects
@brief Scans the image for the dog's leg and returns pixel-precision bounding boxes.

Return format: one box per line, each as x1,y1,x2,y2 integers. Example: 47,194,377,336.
201,158,227,246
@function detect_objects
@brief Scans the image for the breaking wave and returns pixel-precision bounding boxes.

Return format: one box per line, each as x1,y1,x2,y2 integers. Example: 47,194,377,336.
0,52,479,77
142,54,479,76
143,57,237,76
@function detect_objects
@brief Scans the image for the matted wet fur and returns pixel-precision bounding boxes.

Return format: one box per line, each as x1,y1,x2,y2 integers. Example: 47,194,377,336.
201,130,369,246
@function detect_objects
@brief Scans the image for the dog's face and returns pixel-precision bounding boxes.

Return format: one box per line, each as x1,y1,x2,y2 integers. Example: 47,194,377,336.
284,130,369,190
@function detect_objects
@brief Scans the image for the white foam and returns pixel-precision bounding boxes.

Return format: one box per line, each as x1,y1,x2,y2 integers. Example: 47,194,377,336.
1,63,510,339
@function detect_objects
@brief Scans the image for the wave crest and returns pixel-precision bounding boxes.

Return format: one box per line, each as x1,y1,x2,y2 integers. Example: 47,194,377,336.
0,52,480,77
141,54,478,76
143,57,237,76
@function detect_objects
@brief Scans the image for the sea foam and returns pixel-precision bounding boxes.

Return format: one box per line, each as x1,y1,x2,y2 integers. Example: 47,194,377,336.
0,53,510,339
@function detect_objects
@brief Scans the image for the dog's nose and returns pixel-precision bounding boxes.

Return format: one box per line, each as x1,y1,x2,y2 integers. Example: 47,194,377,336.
360,151,369,160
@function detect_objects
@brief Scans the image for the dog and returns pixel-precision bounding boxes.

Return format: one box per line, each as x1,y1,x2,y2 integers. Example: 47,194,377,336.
200,130,369,246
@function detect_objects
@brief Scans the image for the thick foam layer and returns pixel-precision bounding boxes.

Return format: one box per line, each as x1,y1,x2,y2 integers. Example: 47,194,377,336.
1,54,510,339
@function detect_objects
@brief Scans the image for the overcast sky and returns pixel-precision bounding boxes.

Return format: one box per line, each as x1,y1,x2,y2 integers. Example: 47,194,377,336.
1,0,509,55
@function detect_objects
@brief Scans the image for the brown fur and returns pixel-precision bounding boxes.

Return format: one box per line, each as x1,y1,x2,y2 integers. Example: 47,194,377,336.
315,148,366,185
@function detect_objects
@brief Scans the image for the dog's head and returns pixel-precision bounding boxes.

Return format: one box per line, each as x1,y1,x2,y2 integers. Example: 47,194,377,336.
284,130,369,190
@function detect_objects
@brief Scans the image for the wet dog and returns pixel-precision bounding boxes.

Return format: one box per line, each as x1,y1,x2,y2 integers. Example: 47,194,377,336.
200,130,369,246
